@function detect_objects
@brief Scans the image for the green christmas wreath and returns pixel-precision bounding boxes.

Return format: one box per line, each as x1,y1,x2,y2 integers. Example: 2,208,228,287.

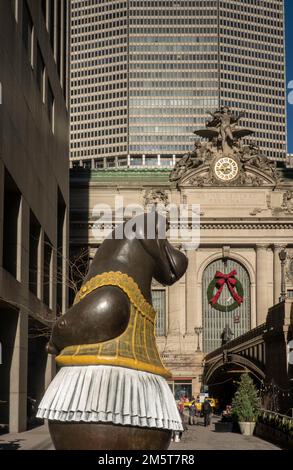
207,277,244,312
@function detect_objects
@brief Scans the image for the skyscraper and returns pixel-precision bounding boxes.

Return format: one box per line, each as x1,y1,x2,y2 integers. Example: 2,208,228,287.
70,0,287,168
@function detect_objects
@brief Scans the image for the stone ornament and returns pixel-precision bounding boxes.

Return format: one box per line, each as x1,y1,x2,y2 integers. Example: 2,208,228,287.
143,189,169,209
281,191,293,213
170,107,280,187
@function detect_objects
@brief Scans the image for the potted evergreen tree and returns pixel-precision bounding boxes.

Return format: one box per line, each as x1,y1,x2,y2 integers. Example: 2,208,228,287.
232,373,261,436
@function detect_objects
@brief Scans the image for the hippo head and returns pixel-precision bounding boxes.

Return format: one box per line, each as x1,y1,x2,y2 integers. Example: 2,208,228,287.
131,212,188,286
46,212,188,355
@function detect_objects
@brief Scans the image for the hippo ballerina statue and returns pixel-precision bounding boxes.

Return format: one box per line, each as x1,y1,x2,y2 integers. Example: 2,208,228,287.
37,213,188,450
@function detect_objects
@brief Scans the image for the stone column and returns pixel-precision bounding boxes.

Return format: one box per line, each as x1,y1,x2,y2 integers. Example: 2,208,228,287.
9,197,30,432
9,310,28,433
273,244,285,304
185,249,197,334
256,244,269,325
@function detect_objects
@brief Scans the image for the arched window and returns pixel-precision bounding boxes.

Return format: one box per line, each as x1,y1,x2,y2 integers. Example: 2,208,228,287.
202,258,251,353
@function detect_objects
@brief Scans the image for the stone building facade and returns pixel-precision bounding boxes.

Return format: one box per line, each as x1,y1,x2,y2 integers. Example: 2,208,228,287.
70,111,293,399
0,0,69,432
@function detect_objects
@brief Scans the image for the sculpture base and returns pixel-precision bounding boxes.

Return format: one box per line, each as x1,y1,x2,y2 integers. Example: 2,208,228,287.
49,421,172,450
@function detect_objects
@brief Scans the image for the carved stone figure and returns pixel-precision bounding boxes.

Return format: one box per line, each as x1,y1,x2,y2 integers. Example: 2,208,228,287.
194,106,253,153
37,213,188,450
281,191,293,213
239,145,278,179
169,107,281,187
143,189,169,208
169,154,196,182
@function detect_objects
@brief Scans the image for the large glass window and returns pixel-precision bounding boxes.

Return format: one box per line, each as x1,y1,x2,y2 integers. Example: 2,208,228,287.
168,380,193,400
152,289,166,336
29,211,41,297
2,169,21,279
202,258,251,353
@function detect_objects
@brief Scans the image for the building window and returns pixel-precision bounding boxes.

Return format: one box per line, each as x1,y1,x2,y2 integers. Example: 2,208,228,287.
202,258,251,353
106,157,116,168
168,380,192,400
82,160,91,169
49,0,55,50
29,211,41,297
41,0,47,25
22,0,33,66
36,44,45,101
289,258,293,278
47,82,55,132
11,0,18,21
152,289,166,336
2,169,22,279
94,158,104,169
56,188,66,314
43,235,53,308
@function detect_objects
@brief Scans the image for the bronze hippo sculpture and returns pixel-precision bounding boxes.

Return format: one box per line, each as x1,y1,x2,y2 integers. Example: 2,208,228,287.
38,213,188,450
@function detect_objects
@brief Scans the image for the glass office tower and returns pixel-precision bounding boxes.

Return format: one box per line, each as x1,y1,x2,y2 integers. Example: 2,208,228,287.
70,0,286,167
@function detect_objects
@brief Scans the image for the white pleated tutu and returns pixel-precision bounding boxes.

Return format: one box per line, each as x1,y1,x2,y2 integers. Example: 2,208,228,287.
37,365,183,431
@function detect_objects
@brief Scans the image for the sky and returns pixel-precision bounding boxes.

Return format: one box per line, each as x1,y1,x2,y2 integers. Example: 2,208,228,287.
286,0,293,153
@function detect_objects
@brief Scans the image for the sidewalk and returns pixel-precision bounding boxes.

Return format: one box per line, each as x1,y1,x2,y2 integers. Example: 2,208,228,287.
0,417,281,450
0,424,53,450
169,416,281,450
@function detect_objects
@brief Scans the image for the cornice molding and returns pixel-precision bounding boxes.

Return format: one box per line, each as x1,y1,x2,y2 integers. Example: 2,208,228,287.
71,221,293,231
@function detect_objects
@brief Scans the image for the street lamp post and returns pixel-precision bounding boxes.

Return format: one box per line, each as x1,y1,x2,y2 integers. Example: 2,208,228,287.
194,327,203,352
279,248,287,302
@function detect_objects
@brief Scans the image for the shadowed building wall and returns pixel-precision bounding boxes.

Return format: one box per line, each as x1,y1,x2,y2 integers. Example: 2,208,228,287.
0,0,69,432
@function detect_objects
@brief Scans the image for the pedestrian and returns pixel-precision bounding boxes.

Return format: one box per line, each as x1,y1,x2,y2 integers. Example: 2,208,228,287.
178,399,188,432
202,398,213,427
188,401,196,425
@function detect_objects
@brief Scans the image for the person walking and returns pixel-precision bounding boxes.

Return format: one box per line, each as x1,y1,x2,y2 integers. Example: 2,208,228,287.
202,398,213,427
188,401,196,425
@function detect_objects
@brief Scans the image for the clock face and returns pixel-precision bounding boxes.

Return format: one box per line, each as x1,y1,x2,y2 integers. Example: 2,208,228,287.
214,157,239,182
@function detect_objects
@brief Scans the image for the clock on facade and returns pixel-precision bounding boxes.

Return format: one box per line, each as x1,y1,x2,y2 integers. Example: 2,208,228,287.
214,156,240,182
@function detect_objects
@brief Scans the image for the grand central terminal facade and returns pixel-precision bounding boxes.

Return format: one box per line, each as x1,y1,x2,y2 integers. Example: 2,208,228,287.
70,109,293,398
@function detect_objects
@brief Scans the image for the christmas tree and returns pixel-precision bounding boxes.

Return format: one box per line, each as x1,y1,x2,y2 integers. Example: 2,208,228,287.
232,373,261,422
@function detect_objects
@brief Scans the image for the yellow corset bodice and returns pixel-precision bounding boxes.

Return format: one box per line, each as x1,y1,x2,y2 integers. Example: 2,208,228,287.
55,271,171,379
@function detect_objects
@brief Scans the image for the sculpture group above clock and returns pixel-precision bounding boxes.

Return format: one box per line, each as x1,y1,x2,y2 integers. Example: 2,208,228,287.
170,106,280,188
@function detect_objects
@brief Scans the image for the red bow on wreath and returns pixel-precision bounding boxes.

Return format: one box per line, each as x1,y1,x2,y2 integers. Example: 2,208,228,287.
210,270,244,306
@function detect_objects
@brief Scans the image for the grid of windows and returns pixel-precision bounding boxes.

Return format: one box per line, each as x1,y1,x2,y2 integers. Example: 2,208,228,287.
70,0,287,163
152,289,166,337
20,0,69,131
218,0,286,159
